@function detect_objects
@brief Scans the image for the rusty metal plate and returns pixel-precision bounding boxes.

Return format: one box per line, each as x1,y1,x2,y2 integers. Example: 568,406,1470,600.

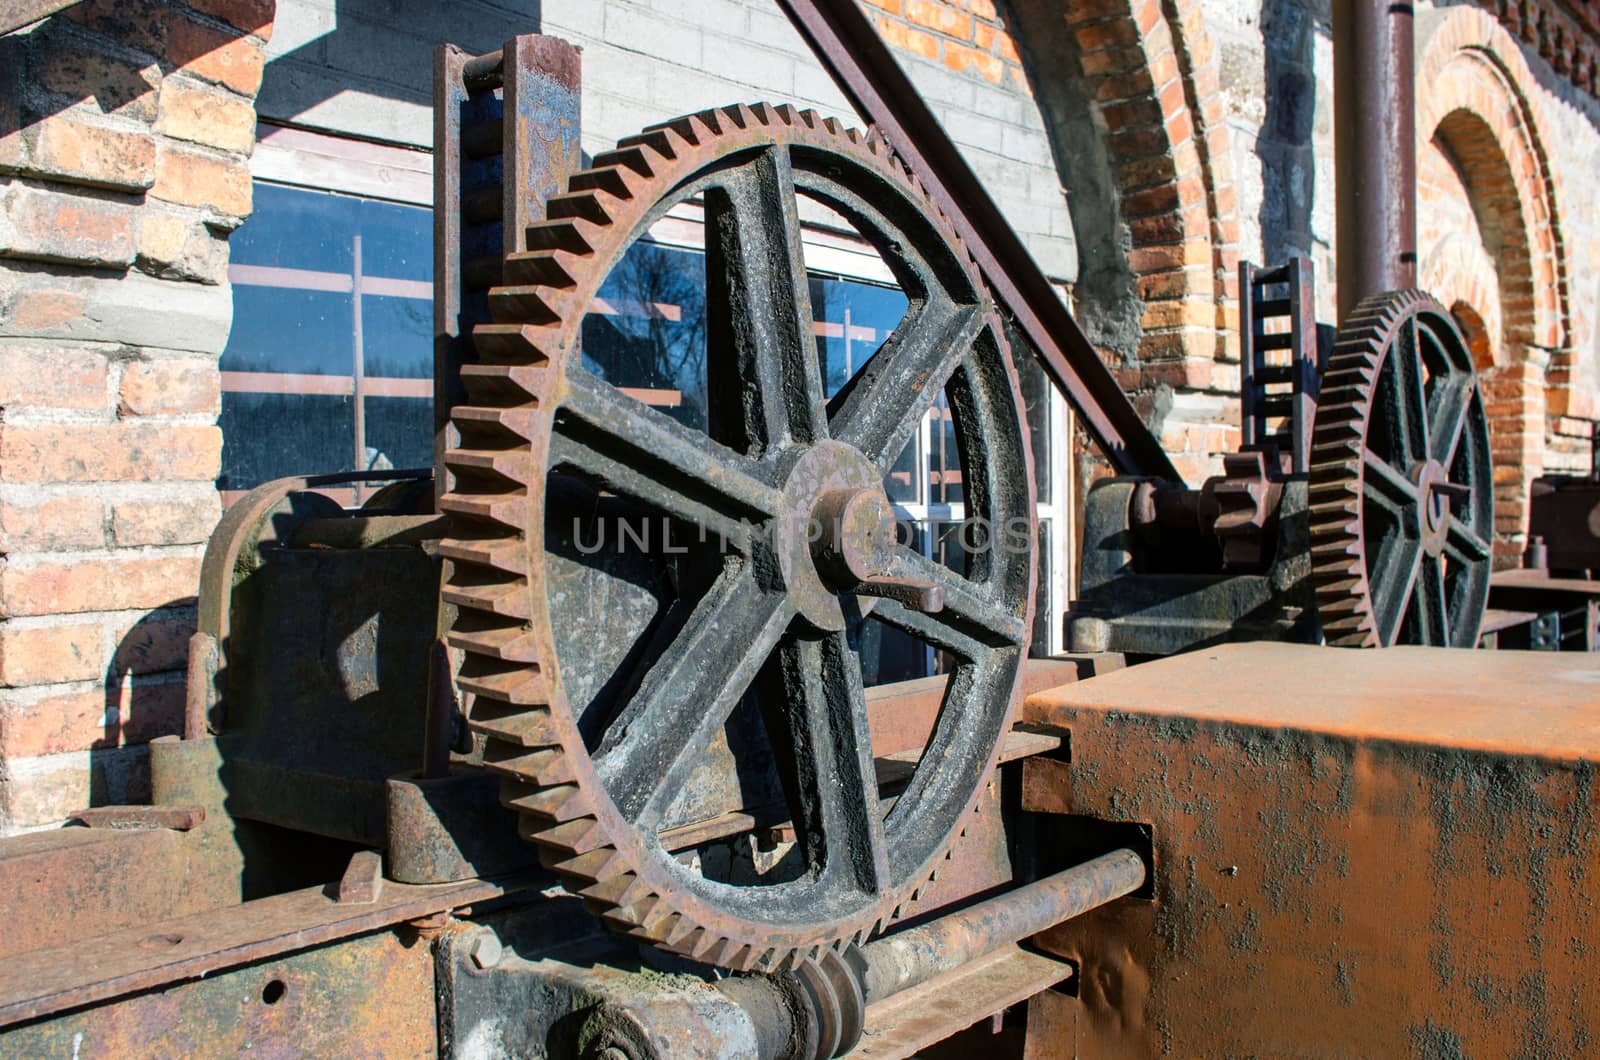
0,929,433,1059
1021,641,1600,1056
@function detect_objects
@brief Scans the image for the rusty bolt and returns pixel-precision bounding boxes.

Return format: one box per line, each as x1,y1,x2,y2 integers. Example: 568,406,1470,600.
467,928,503,971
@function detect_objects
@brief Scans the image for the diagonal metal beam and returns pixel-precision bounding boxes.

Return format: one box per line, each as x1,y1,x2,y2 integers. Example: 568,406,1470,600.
777,0,1181,483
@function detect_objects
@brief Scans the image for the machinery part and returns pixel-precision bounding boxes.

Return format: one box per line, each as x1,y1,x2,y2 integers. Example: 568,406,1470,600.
442,104,1036,971
1309,290,1493,647
1332,0,1416,319
851,848,1145,1004
1238,259,1320,474
775,0,1181,482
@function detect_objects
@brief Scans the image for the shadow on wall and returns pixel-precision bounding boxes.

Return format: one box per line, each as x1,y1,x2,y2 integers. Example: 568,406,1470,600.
1003,0,1142,362
0,1,276,158
255,0,542,144
91,602,199,807
1256,0,1327,267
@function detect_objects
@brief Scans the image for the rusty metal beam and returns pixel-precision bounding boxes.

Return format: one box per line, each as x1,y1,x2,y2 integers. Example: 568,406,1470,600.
1333,0,1417,320
777,0,1182,483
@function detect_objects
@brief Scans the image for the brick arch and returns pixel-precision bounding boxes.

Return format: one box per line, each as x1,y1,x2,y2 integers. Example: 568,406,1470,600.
1004,0,1240,480
1417,6,1573,562
1421,232,1504,369
1418,6,1571,373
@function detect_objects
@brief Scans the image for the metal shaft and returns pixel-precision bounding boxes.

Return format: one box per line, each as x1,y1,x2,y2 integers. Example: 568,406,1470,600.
855,848,1146,1004
1333,0,1417,321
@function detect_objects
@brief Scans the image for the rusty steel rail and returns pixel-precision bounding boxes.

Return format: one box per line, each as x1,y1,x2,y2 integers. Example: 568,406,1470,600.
776,0,1181,484
855,848,1147,1003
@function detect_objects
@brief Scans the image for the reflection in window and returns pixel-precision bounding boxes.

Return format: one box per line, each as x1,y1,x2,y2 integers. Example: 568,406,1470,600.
219,182,432,501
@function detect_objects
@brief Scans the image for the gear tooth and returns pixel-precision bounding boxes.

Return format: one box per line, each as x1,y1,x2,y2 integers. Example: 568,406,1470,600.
771,102,799,125
602,895,655,930
488,285,565,325
473,323,557,365
451,404,540,442
722,944,756,972
588,145,656,180
503,780,590,822
549,845,623,883
662,917,701,949
527,816,605,854
501,248,581,289
437,536,521,577
794,108,819,129
458,362,552,405
617,126,679,160
738,102,766,126
484,744,575,786
455,663,548,705
472,700,559,747
579,871,650,908
524,218,597,256
445,621,538,662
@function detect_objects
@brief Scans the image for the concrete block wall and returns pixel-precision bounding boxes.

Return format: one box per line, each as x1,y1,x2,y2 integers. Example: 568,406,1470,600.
0,0,271,832
258,0,1078,282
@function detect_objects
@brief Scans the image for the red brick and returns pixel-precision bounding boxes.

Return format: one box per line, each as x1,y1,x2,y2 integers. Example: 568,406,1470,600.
1106,125,1170,161
111,495,221,547
151,143,251,217
38,43,160,122
109,611,196,674
1122,181,1180,218
0,687,107,758
118,358,220,416
956,0,997,20
1,553,202,617
66,0,169,57
0,344,109,410
944,42,1004,81
908,0,971,37
7,285,86,331
1100,97,1164,133
1075,18,1140,54
0,496,105,553
27,114,156,191
1079,45,1146,77
168,14,266,97
876,18,940,61
154,77,257,154
862,0,903,13
0,424,221,484
0,622,103,686
1127,240,1208,273
1129,211,1187,246
0,184,136,268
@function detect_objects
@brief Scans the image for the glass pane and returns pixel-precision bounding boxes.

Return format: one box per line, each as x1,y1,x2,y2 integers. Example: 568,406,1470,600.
362,295,431,378
928,394,964,506
219,392,354,491
580,241,709,434
1018,348,1052,506
358,198,431,282
233,182,355,272
224,286,351,376
859,522,929,685
1032,518,1052,656
364,395,432,472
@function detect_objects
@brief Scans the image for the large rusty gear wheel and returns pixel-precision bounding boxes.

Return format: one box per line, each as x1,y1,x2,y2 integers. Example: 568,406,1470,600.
1308,289,1494,647
439,104,1036,971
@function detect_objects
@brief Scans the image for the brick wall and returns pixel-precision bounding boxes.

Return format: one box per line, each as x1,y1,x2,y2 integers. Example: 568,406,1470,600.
0,0,271,832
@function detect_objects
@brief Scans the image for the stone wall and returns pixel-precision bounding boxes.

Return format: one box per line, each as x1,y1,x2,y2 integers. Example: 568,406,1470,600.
0,0,271,831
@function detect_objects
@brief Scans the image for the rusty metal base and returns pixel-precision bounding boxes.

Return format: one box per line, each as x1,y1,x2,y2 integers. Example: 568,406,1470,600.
1020,643,1600,1056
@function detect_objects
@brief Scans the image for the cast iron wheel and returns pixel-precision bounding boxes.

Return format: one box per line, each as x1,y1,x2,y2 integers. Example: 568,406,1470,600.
1308,289,1494,647
439,104,1036,971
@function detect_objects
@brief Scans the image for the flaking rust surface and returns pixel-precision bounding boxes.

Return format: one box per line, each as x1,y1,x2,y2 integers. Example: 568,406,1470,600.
1021,643,1600,1057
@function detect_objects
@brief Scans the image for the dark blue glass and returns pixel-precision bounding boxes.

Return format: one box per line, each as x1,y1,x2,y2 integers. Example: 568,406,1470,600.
223,285,352,375
219,391,354,491
362,295,432,378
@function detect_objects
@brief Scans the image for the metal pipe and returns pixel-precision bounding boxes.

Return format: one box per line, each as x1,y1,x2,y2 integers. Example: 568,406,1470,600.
1333,0,1417,321
777,0,1182,484
854,848,1146,1004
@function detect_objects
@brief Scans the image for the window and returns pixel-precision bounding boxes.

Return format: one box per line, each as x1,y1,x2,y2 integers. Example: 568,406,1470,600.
233,125,1073,677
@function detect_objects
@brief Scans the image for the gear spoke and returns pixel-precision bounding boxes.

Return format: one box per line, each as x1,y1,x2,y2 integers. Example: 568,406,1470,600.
596,562,793,826
1363,452,1418,513
869,547,1025,659
554,370,783,539
704,145,830,452
828,303,984,470
1409,554,1450,646
1427,376,1474,470
1444,515,1492,564
1366,530,1421,646
765,633,890,895
1390,316,1429,465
